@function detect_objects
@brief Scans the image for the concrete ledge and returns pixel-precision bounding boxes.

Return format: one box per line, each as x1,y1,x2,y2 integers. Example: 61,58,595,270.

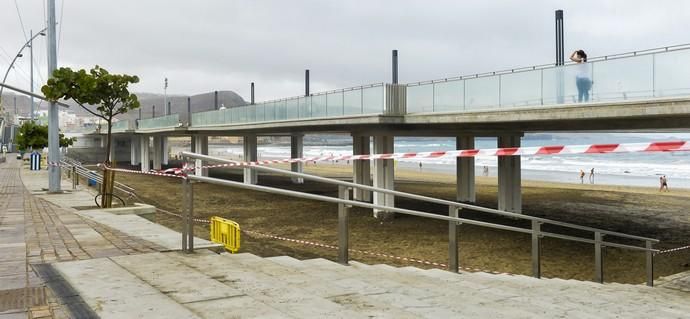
98,203,156,215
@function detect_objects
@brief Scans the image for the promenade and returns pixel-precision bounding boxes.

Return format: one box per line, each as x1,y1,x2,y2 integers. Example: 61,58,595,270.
0,157,175,318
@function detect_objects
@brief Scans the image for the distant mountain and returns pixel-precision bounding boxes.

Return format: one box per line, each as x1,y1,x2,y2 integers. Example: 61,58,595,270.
0,90,247,120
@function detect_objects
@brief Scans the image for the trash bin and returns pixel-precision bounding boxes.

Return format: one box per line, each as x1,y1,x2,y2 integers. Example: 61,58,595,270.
30,152,41,170
88,171,98,187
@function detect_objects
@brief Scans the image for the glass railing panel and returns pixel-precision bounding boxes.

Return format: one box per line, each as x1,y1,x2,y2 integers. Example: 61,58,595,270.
246,105,256,123
286,98,299,120
230,107,239,123
407,83,434,113
433,80,464,112
138,114,179,129
111,120,130,131
343,89,362,115
591,55,653,102
542,63,588,105
311,94,327,118
465,76,500,110
654,49,690,97
499,70,542,107
327,91,344,116
276,100,287,120
255,103,265,122
299,96,311,118
362,85,384,114
265,102,275,121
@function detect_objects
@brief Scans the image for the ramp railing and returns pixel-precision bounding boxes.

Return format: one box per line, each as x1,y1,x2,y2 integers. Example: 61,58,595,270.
180,151,659,286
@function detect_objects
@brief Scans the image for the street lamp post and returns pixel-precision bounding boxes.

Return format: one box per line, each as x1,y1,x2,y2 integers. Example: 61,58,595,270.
0,27,47,114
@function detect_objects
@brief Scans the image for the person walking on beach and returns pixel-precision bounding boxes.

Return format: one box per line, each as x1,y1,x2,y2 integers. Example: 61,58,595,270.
570,50,591,102
589,168,595,184
579,169,585,184
660,175,669,192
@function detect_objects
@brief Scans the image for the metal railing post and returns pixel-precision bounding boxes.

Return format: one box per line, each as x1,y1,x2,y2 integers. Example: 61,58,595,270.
337,185,350,265
531,220,542,278
594,232,605,283
646,241,654,287
71,165,77,190
448,206,460,273
181,176,189,253
187,177,194,252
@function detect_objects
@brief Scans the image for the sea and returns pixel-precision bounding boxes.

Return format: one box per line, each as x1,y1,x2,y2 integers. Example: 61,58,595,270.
173,133,690,189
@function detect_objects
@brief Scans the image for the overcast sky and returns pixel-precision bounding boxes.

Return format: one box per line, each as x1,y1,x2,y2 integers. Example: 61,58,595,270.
1,0,690,102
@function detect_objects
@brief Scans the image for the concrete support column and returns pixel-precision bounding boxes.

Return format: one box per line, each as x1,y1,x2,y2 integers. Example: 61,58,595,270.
193,135,209,176
243,135,258,184
456,136,476,203
140,136,150,172
130,135,140,165
352,135,371,202
290,135,304,184
373,135,394,219
152,136,162,170
497,134,522,213
161,136,169,165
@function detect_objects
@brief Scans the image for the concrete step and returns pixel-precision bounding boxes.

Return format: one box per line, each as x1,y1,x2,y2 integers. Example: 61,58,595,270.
53,257,202,319
170,252,370,319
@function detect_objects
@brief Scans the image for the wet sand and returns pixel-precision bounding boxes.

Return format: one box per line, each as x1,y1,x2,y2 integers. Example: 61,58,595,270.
116,162,690,284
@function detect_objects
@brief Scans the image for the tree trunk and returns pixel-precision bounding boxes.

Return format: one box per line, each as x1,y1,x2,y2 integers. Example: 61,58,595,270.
100,119,115,208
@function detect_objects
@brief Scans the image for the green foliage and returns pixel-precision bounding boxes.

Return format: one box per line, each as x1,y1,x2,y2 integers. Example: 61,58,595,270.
41,66,141,121
42,65,139,163
15,121,75,151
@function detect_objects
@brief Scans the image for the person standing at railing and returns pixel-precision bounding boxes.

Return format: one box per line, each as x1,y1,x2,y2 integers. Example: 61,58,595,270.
570,50,591,102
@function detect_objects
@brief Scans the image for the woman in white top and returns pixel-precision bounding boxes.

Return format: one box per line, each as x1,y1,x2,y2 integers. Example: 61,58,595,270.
570,50,591,102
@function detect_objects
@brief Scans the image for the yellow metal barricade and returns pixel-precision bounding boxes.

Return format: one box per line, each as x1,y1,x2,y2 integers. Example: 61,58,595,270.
210,216,241,253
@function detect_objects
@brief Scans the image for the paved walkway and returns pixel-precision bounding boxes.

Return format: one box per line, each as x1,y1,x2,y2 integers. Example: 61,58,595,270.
0,158,166,318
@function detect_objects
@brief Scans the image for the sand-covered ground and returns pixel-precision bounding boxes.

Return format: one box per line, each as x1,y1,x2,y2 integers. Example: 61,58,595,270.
116,162,690,284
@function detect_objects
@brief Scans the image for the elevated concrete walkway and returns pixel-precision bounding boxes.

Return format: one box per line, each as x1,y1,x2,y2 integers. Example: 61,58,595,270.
49,251,690,318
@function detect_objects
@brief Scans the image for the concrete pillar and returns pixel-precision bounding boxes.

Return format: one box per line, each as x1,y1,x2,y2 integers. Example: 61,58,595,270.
130,135,140,165
352,135,371,202
291,135,304,184
152,136,162,170
497,134,522,213
162,136,169,165
456,136,476,203
140,136,150,172
373,135,394,220
243,135,258,184
193,135,209,176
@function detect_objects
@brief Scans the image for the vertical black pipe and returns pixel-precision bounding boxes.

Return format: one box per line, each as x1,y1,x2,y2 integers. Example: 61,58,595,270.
166,101,171,115
214,91,219,110
555,10,564,65
305,70,310,96
392,50,398,84
139,107,142,120
152,105,156,118
251,82,255,104
187,96,192,126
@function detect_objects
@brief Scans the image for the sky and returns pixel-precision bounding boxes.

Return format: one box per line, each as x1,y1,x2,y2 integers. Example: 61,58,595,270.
1,0,690,102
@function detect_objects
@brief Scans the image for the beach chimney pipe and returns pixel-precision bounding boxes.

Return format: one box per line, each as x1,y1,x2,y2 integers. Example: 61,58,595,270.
555,10,564,65
139,107,142,120
166,101,171,115
214,91,219,110
152,105,156,118
251,82,255,105
305,70,310,96
392,50,398,84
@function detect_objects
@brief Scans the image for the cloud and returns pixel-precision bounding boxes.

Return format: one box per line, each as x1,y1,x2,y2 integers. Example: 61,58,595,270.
2,0,690,102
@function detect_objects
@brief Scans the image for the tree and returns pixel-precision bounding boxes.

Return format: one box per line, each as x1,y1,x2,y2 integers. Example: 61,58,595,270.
42,66,139,208
42,65,140,164
15,121,75,151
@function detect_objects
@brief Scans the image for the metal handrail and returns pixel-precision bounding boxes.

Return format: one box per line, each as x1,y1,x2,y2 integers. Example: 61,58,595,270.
61,157,135,194
406,43,690,86
181,151,658,286
181,151,658,244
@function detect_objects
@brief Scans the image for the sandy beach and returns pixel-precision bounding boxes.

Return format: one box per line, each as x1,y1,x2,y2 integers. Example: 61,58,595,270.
115,162,690,284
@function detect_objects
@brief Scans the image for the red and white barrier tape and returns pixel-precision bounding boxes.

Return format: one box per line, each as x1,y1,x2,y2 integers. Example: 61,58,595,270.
185,140,690,171
656,244,690,255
